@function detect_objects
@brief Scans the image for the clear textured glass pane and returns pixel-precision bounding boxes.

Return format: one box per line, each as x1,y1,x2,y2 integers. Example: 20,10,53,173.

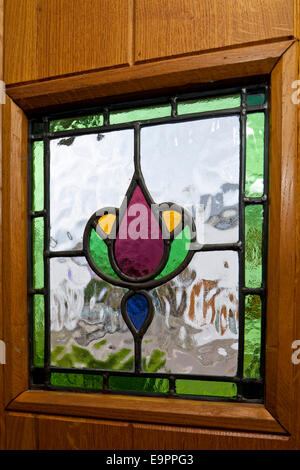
50,257,133,371
246,93,265,107
245,113,265,197
50,130,134,251
244,295,261,378
245,205,263,288
141,117,240,244
110,104,171,125
32,141,44,211
33,295,44,367
176,379,237,397
32,217,44,289
178,94,240,115
143,251,239,376
51,372,103,389
49,114,103,132
108,376,169,393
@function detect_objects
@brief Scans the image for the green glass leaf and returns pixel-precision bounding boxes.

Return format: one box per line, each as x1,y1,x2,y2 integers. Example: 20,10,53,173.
243,295,261,378
51,342,133,371
245,113,265,197
33,295,44,367
156,225,191,279
178,94,240,115
110,104,171,125
93,339,107,350
143,349,166,373
32,141,44,211
51,372,103,389
175,380,237,397
109,376,169,393
32,217,44,289
87,348,133,371
89,229,120,280
49,114,103,132
247,93,265,107
51,346,65,363
245,205,263,288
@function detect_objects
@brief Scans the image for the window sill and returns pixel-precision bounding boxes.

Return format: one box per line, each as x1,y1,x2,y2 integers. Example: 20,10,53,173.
7,390,286,434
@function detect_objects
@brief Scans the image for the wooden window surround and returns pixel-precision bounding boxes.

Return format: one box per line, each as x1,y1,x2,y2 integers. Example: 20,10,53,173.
1,39,299,445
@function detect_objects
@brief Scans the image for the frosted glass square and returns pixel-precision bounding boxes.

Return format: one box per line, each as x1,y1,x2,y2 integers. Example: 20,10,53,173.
143,251,239,376
50,130,134,251
141,117,240,245
50,257,133,371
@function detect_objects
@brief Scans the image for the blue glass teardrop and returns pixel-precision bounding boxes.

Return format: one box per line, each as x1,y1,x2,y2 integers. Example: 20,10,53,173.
126,294,149,330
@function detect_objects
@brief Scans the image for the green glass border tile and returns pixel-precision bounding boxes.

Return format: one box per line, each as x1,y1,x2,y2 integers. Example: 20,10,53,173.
32,295,44,367
32,141,44,211
245,205,263,288
245,113,265,197
109,376,169,393
177,94,240,115
246,93,265,107
175,380,237,397
110,104,171,125
50,372,103,389
243,295,262,378
32,217,44,289
49,114,103,132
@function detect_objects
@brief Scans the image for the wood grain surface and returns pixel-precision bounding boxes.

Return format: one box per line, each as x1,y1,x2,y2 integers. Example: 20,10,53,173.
6,40,294,113
1,0,300,451
2,97,28,407
266,42,299,433
3,411,292,450
4,0,131,84
3,0,296,86
134,0,294,62
5,412,133,450
7,390,286,434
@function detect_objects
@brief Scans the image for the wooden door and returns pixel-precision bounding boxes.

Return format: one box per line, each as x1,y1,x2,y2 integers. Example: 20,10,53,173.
1,0,300,450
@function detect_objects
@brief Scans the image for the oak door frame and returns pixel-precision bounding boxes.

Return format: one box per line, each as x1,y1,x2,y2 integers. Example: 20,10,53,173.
1,40,300,447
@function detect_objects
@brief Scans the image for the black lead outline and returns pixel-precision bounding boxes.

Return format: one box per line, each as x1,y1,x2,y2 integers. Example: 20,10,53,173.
28,83,269,402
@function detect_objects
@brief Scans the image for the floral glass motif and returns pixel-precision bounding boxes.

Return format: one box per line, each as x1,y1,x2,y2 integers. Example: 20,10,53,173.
29,85,268,401
83,162,196,363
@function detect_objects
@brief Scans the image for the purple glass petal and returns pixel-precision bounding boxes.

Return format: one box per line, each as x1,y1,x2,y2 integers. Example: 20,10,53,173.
114,186,164,278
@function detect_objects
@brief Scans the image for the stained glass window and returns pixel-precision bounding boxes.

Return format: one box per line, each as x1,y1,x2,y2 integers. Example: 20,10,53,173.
29,84,268,402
